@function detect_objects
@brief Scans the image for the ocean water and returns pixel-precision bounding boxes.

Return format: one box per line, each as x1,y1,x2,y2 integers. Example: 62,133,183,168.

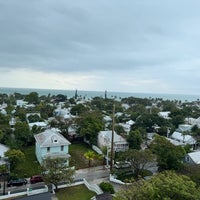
0,87,199,102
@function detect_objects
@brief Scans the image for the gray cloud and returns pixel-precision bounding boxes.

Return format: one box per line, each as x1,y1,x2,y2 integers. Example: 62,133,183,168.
0,0,200,94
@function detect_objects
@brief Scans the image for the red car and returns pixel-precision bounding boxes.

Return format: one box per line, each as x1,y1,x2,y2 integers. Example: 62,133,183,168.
30,175,43,184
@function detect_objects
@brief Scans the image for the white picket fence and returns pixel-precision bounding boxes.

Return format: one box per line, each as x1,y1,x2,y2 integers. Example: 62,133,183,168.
0,185,48,200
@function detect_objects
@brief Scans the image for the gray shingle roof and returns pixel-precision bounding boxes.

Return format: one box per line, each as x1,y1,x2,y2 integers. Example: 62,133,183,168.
34,129,71,147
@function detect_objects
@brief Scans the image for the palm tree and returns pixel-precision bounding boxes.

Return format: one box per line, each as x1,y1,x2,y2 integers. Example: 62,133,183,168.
84,151,96,167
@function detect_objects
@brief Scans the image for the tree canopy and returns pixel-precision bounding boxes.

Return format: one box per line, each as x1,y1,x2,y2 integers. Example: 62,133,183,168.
114,171,200,200
5,149,25,171
127,130,143,149
76,111,104,144
149,135,186,171
41,157,75,191
118,149,155,179
14,121,32,147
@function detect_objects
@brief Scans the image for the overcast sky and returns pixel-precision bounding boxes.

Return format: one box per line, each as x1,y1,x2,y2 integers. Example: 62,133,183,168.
0,0,200,95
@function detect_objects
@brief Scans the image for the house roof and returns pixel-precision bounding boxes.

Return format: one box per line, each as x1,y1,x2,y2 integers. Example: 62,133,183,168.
187,151,200,164
0,144,9,157
34,129,71,147
177,124,192,132
98,131,127,144
167,138,185,146
95,192,112,200
103,116,112,122
171,131,196,144
29,122,48,129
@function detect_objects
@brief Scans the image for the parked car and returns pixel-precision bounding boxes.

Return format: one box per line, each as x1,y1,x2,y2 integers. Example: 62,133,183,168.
30,175,43,184
7,178,27,187
114,161,131,169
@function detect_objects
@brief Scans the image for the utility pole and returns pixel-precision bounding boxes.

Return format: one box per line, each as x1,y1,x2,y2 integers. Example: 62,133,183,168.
110,104,115,172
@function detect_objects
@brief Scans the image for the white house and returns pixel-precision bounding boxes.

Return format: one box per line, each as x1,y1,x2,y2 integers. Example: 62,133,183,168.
54,107,73,119
34,129,71,165
103,115,112,122
167,138,185,146
29,122,48,130
171,131,196,145
98,130,129,152
16,100,28,107
185,151,200,164
118,120,135,135
185,117,200,128
158,111,171,119
177,124,192,133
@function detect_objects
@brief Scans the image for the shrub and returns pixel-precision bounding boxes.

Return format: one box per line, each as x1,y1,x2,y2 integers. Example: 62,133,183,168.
99,182,115,194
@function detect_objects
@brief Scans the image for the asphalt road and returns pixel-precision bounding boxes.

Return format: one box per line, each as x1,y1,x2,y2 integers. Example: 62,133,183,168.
74,165,110,182
0,165,111,195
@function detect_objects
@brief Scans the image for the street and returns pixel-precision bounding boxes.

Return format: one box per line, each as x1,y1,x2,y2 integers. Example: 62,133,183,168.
0,166,110,195
0,165,124,196
74,165,110,182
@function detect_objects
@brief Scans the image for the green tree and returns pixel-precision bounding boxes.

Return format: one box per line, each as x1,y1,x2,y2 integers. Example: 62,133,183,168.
191,125,200,136
150,135,186,171
99,182,115,194
28,114,42,123
41,157,75,192
25,92,40,104
171,115,185,128
36,102,55,119
14,122,32,147
54,94,67,103
0,113,9,125
5,149,25,171
15,107,27,122
84,150,96,167
114,125,125,136
114,171,200,200
119,149,155,179
70,104,89,116
76,111,104,144
127,130,142,149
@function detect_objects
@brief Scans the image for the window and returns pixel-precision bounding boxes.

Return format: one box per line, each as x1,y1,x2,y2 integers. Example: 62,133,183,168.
61,145,64,151
47,147,50,153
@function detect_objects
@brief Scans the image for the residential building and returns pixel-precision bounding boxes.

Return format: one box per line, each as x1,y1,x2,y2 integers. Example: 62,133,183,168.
16,100,28,107
158,111,171,119
177,124,192,133
34,129,71,165
98,130,129,152
185,151,200,164
171,131,196,145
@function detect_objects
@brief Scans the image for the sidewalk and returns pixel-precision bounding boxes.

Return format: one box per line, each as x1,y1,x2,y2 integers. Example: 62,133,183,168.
75,165,109,174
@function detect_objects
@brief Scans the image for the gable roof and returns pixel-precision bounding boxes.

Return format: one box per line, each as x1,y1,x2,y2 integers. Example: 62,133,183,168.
34,129,71,147
0,144,9,157
171,131,196,144
98,130,127,144
187,151,200,164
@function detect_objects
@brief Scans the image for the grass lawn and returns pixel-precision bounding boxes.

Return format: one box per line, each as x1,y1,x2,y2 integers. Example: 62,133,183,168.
56,184,96,200
69,143,104,169
11,142,103,178
13,146,41,178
